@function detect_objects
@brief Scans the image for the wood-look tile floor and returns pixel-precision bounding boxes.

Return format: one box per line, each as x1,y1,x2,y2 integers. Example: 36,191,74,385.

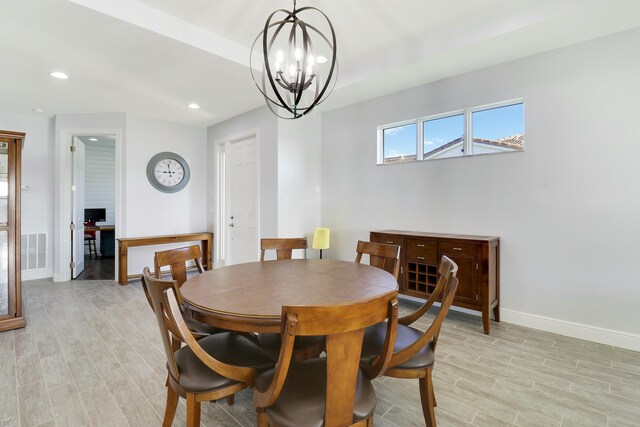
1,279,639,427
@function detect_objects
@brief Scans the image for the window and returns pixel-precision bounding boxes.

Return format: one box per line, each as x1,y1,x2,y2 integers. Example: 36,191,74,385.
378,99,524,165
423,113,464,160
472,102,524,155
381,122,417,164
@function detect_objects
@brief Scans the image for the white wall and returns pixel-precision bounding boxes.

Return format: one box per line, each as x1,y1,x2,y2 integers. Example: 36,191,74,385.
321,28,640,345
124,114,208,274
84,140,116,226
277,113,322,258
0,112,53,280
207,106,279,241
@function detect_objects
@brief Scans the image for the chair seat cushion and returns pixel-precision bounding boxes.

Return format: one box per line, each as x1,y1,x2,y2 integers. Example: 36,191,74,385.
172,332,275,393
361,322,435,370
255,358,376,427
184,316,223,336
258,333,325,352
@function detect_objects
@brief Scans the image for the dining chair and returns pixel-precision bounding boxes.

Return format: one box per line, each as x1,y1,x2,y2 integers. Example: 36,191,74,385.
354,240,401,280
153,246,220,336
260,237,307,261
258,237,323,361
360,256,459,427
154,245,205,286
142,272,276,427
253,293,399,427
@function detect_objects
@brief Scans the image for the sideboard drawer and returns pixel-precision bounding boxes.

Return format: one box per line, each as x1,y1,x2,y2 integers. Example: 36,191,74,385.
407,239,438,263
439,241,478,258
375,236,404,247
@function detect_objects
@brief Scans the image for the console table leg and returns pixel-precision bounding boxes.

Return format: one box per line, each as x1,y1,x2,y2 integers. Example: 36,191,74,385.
493,304,500,322
118,244,128,286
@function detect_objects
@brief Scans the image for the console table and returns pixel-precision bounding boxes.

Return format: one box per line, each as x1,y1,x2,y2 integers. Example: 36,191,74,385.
370,230,499,334
117,232,213,285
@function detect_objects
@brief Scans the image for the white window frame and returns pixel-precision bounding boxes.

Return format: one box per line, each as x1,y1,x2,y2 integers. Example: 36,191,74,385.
377,119,419,164
377,98,524,165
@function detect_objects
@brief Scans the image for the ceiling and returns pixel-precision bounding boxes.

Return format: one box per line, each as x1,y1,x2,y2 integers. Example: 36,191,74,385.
2,0,640,127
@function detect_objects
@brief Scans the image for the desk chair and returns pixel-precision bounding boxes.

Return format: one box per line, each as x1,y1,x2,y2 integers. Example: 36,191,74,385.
83,221,97,257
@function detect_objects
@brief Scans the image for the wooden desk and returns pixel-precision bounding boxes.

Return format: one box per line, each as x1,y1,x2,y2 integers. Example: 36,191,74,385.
85,225,115,257
181,259,398,333
117,232,213,285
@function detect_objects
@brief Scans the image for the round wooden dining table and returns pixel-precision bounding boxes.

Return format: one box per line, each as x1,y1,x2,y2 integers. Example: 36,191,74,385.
181,259,399,333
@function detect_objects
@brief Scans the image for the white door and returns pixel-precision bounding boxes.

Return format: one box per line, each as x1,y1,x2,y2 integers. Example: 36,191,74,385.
71,138,85,278
225,134,259,265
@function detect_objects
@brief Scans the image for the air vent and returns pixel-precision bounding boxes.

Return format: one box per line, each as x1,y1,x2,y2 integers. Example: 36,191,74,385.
21,233,46,271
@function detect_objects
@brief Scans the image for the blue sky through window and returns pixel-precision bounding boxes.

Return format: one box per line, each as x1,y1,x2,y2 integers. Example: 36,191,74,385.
424,114,464,155
383,123,416,159
473,103,523,140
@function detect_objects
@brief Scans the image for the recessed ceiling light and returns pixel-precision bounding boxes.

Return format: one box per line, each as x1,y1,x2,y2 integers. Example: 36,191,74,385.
89,138,98,141
316,56,328,64
188,103,200,109
50,71,69,80
32,108,44,113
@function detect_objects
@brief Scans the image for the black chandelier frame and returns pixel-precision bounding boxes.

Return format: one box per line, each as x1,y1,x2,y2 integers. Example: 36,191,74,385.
250,3,338,119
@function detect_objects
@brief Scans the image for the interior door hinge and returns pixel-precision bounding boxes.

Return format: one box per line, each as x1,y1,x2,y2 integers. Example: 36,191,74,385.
70,262,76,269
476,263,479,270
70,223,76,231
70,145,76,152
476,294,479,301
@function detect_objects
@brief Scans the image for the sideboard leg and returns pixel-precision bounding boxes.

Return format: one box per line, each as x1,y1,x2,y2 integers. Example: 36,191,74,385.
482,303,490,335
493,304,500,322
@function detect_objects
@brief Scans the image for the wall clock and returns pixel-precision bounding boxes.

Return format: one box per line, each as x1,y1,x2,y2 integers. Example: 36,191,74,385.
146,152,191,193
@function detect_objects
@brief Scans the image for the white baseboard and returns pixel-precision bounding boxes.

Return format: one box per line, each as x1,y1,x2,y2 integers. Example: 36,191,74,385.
22,269,53,281
399,294,640,352
501,309,640,352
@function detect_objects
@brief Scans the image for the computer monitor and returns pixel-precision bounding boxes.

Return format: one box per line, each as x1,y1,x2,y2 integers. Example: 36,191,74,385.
84,208,106,222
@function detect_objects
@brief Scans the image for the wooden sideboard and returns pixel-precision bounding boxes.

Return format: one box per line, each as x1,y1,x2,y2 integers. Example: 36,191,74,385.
370,230,499,334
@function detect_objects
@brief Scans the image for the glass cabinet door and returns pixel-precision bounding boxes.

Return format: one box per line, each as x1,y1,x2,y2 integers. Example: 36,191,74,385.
0,142,8,317
0,132,23,331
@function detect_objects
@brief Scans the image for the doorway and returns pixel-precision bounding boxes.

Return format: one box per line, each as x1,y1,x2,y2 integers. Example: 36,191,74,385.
70,135,117,280
214,130,260,266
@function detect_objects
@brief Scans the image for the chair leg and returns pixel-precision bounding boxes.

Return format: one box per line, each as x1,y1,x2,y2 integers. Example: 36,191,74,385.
419,369,437,427
162,385,179,427
226,394,235,406
256,409,268,427
186,393,201,427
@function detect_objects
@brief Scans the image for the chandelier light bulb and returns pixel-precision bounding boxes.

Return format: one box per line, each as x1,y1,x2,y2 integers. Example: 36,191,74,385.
276,50,284,62
289,64,297,78
308,55,315,66
295,48,302,61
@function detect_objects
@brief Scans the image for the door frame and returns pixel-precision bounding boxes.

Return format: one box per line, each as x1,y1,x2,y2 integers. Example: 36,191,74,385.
54,129,123,282
212,128,260,267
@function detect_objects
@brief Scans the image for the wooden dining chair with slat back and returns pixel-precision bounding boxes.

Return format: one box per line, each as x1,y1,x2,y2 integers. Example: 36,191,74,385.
153,246,221,337
354,240,401,280
253,293,399,427
360,256,459,427
258,237,325,361
154,245,205,286
260,237,307,261
142,272,276,427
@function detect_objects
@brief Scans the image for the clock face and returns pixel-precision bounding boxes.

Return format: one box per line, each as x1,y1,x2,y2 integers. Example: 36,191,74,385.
153,158,185,187
146,152,191,193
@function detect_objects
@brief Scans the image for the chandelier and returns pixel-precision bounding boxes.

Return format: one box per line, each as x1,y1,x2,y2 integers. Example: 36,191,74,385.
250,0,338,119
